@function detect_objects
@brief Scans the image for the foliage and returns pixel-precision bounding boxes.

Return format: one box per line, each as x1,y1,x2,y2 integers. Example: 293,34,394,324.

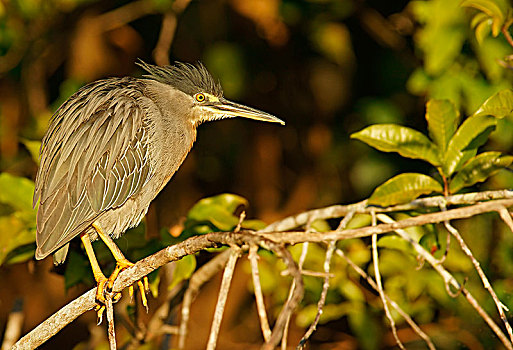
352,93,513,206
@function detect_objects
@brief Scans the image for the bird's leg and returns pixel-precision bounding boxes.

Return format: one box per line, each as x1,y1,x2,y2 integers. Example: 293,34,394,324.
92,221,149,310
80,232,121,324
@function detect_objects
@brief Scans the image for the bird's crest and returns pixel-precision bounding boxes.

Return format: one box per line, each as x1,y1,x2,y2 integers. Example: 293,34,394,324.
137,59,223,97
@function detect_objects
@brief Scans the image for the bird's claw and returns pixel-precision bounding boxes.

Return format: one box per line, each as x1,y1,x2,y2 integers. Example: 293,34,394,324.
93,275,122,324
107,258,149,311
95,304,105,325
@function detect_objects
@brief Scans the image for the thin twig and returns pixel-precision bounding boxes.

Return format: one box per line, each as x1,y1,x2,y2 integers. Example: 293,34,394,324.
281,269,334,278
95,0,157,32
297,211,356,348
437,202,451,264
106,297,116,350
371,211,405,350
297,241,335,349
336,248,436,350
1,299,24,350
249,244,272,342
178,249,232,349
281,241,309,350
153,0,192,65
263,190,513,232
377,213,513,350
206,248,240,350
443,220,513,343
502,21,513,49
498,207,513,232
264,244,304,350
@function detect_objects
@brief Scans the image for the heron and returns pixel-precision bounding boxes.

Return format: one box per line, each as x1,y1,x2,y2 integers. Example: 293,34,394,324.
33,60,284,320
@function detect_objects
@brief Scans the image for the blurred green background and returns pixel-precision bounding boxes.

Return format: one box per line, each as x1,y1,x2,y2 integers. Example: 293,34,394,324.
2,0,513,348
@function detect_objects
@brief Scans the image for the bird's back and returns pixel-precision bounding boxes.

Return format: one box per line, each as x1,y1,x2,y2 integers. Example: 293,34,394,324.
33,77,157,260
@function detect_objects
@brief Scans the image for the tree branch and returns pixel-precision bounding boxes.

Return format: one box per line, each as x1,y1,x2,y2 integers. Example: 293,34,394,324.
13,196,513,349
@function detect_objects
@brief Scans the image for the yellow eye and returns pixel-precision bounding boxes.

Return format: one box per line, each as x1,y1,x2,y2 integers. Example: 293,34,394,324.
195,93,206,102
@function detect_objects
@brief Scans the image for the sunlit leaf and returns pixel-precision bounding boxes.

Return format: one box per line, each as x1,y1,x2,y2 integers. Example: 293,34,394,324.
0,216,36,265
461,0,508,36
186,193,248,231
443,114,497,175
411,0,466,74
474,15,492,44
473,89,513,118
338,280,365,302
296,303,352,328
369,173,443,207
449,152,513,193
168,255,196,290
425,99,459,153
377,235,416,256
149,273,160,298
0,173,36,212
351,124,440,166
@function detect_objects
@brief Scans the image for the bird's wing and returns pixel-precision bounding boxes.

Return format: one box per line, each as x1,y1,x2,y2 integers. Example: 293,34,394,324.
33,78,154,259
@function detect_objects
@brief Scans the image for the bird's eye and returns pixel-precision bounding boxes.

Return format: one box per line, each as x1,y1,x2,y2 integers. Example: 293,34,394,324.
195,93,206,102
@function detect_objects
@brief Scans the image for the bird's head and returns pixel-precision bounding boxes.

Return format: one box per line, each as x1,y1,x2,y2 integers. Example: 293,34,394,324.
137,60,285,127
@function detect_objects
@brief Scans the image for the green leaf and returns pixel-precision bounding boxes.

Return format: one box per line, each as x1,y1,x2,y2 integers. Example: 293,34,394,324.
64,250,92,289
449,152,513,193
351,124,440,166
0,173,36,212
0,216,36,265
187,193,248,231
473,89,513,118
474,15,492,44
168,255,196,290
461,0,507,36
369,173,443,207
425,99,459,153
410,0,466,75
149,272,160,298
443,114,497,175
377,235,416,256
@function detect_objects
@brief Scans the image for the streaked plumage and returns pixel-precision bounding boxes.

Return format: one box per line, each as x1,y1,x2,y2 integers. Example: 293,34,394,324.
33,60,284,266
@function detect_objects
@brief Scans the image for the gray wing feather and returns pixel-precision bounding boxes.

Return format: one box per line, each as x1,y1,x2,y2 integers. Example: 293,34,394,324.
34,78,154,259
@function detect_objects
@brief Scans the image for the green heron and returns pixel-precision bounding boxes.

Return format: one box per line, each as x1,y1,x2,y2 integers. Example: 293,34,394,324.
33,60,284,319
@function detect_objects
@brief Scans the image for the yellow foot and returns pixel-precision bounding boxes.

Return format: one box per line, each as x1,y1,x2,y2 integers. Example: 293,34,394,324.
107,258,149,311
94,275,122,324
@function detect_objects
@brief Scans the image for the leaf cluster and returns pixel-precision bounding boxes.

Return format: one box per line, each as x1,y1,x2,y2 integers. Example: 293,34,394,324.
351,90,513,206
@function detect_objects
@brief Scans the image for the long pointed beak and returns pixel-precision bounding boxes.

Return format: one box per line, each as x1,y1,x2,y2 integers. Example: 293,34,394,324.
207,99,285,125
